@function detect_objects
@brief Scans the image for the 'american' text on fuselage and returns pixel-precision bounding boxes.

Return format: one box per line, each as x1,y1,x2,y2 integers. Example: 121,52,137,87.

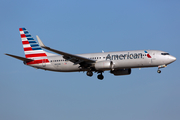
106,52,143,60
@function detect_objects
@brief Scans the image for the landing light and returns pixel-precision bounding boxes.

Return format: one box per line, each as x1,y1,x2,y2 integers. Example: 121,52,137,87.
158,65,167,68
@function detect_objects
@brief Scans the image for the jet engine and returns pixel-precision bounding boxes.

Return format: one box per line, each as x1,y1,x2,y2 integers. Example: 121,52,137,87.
111,68,131,76
94,61,113,71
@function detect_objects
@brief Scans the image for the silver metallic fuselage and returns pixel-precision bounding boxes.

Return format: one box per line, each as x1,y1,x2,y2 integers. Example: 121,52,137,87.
28,50,176,72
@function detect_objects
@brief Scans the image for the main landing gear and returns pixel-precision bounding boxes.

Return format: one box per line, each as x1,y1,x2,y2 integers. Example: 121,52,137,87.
86,71,93,77
86,71,104,80
97,73,104,80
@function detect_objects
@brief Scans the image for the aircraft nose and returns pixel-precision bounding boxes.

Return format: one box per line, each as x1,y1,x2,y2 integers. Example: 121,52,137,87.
169,55,176,62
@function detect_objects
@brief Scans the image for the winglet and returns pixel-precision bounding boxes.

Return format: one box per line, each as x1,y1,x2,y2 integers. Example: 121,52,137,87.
36,35,45,47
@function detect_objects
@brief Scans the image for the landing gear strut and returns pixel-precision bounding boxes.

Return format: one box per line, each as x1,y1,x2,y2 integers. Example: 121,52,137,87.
157,65,167,74
86,71,93,77
97,73,104,80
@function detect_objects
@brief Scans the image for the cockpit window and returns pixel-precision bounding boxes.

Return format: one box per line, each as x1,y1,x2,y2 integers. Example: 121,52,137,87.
161,53,170,55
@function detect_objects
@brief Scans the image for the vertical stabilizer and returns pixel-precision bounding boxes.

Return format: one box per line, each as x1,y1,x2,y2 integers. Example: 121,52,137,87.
19,28,49,65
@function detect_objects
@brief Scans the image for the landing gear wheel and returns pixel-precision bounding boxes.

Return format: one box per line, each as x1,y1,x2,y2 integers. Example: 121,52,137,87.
86,71,93,77
97,74,104,80
157,70,161,73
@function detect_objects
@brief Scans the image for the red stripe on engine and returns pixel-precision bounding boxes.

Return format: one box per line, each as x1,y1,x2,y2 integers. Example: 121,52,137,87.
26,59,49,65
22,41,29,44
21,34,26,38
24,47,32,51
19,28,23,31
25,53,47,58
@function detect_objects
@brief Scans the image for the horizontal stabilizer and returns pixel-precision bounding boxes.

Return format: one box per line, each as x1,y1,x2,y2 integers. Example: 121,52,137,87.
5,53,33,62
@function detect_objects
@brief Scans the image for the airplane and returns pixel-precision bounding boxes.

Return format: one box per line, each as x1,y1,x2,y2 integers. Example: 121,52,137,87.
5,28,176,80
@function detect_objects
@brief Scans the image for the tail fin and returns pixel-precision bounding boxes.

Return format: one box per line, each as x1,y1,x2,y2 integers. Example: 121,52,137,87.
19,28,49,65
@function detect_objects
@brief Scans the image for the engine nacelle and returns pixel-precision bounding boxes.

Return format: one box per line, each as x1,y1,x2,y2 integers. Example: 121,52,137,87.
111,69,131,76
94,61,113,71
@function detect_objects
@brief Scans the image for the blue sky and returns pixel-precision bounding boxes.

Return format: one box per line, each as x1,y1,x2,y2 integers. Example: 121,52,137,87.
0,0,180,120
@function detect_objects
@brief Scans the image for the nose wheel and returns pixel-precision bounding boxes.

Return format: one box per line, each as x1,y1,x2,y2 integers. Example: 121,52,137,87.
157,69,161,73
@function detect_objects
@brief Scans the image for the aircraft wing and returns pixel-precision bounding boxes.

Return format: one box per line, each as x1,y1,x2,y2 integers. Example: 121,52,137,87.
36,36,96,64
5,53,33,62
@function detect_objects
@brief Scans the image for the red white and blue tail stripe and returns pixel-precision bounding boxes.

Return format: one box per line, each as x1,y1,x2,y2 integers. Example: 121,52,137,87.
19,28,49,65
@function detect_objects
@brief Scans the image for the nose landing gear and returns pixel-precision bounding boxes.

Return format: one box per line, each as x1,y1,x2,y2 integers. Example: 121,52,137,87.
157,65,167,74
157,69,161,73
